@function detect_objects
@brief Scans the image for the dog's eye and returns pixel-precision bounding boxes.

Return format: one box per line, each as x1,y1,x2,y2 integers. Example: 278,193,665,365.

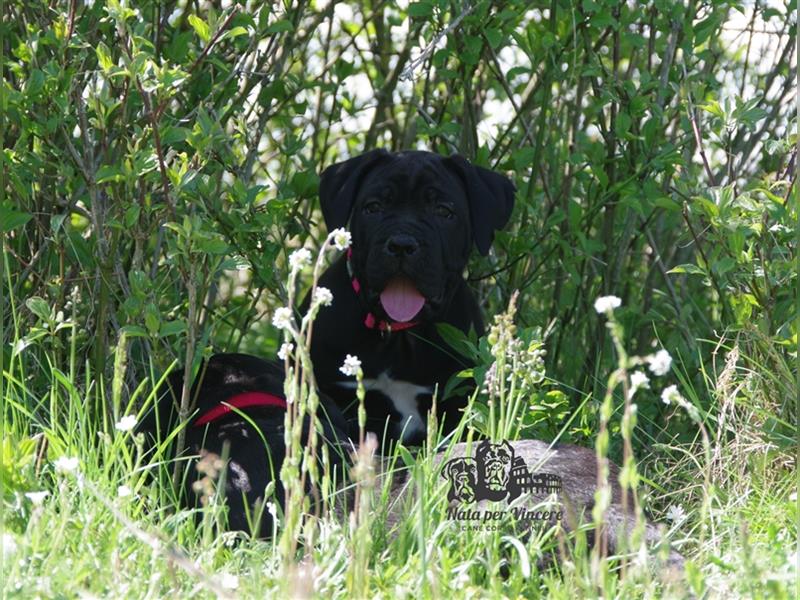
363,200,383,214
434,204,455,219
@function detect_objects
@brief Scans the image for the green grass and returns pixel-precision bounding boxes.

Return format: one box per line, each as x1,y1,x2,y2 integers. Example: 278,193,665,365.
2,293,796,599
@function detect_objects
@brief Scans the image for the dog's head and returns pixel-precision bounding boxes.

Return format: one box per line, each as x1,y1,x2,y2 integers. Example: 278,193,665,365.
476,440,514,492
319,150,515,324
442,457,478,503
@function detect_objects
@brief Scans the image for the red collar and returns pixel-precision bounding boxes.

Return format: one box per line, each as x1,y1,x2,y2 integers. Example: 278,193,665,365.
346,248,420,333
193,391,287,427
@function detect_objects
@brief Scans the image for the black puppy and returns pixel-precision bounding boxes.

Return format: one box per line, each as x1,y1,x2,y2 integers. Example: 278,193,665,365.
139,353,350,537
307,149,515,445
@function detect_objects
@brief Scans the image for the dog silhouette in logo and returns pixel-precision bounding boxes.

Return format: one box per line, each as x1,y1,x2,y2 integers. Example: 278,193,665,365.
442,457,478,503
475,440,514,501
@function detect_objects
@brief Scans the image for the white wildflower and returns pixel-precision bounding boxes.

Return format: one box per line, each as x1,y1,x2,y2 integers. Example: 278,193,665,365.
25,491,49,506
272,307,293,330
331,228,352,251
339,354,362,377
661,384,683,405
54,456,79,474
266,501,278,517
313,286,333,307
288,248,312,271
117,485,132,498
629,371,650,398
647,349,673,376
666,504,687,523
594,295,621,314
277,342,294,361
220,573,239,591
114,415,137,432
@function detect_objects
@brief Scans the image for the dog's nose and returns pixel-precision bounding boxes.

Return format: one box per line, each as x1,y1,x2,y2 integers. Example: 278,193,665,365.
384,234,420,257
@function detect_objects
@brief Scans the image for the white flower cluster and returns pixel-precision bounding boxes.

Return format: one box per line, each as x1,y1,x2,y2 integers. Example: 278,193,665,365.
660,384,682,405
25,491,49,506
288,248,312,271
115,415,137,432
665,504,687,523
628,370,650,399
54,456,79,474
594,295,621,314
661,384,698,419
272,307,293,330
339,354,362,377
277,342,294,360
647,349,672,376
312,286,333,307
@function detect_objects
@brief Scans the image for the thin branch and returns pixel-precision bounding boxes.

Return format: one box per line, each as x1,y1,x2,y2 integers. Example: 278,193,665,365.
400,2,477,81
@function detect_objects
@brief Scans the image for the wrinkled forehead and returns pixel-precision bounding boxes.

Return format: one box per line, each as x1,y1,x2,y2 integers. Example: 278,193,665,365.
358,153,464,198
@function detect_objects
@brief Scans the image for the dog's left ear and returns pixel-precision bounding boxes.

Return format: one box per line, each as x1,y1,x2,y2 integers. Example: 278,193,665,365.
443,155,515,255
319,148,390,231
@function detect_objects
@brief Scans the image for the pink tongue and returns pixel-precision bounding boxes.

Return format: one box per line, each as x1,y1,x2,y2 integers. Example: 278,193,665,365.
380,277,425,322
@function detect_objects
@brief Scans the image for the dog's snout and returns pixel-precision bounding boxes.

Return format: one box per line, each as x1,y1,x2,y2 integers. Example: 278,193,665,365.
384,234,420,258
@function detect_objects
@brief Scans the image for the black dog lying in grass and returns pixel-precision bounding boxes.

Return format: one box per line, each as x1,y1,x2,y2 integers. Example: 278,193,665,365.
138,353,350,537
139,353,683,570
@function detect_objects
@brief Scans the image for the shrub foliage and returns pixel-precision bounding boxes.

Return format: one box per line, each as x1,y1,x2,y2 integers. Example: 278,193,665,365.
2,1,796,447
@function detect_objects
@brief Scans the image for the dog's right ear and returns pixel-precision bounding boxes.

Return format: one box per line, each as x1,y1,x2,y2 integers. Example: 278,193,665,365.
443,459,459,480
319,148,390,231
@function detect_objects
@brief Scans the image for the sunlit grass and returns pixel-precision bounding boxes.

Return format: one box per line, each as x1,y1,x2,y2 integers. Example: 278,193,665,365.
3,284,796,598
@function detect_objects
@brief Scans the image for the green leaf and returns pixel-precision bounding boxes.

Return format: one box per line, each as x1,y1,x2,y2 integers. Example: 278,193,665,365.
159,320,186,337
120,325,148,337
408,1,434,17
26,69,45,96
436,323,477,361
188,14,211,43
700,100,725,120
96,165,126,184
615,111,632,137
0,203,32,231
485,28,502,48
266,19,294,34
26,297,52,321
197,238,229,254
161,126,189,146
221,26,249,40
96,43,114,71
144,303,161,335
712,257,736,276
668,264,706,276
512,146,535,170
124,204,140,228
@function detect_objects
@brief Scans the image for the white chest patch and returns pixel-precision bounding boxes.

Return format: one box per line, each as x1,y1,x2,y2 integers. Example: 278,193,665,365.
339,372,433,440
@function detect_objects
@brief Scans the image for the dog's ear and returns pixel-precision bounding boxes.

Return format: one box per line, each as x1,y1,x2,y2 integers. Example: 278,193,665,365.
319,148,390,231
443,459,459,480
443,155,515,255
